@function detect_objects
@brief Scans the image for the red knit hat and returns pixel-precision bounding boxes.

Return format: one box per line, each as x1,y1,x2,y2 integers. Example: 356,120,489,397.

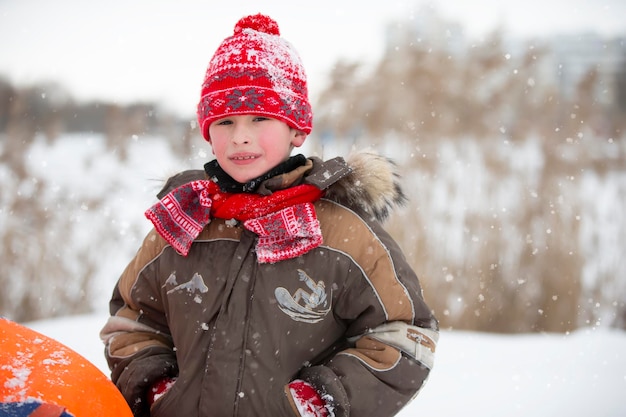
197,14,313,141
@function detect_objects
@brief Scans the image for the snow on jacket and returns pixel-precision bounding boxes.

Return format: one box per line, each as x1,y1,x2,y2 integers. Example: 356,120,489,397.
100,151,439,417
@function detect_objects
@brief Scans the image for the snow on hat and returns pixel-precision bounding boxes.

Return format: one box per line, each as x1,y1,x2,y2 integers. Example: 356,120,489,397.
197,14,313,141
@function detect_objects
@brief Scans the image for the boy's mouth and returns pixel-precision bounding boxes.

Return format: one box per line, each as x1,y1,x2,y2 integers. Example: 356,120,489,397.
229,153,261,164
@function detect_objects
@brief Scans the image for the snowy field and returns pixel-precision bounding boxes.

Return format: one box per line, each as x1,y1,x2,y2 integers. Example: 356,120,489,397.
27,314,626,417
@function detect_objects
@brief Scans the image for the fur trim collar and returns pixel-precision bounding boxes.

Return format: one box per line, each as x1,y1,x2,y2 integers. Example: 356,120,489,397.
323,151,407,222
155,151,407,223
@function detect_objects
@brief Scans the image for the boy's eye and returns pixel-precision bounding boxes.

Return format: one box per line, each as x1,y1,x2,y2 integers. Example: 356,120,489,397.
253,117,269,122
216,119,232,125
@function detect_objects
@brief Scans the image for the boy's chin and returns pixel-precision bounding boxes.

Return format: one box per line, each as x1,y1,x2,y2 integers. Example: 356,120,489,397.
228,171,261,184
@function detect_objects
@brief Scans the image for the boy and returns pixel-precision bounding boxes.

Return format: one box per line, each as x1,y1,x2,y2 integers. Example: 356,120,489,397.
100,13,438,417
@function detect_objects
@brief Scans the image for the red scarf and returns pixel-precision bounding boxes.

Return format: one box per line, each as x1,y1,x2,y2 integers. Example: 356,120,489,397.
145,180,324,263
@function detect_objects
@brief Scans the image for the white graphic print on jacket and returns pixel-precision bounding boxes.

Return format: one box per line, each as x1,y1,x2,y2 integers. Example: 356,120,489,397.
275,269,331,323
164,272,209,304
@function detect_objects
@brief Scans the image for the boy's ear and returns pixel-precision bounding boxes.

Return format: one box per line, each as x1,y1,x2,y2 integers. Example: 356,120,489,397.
291,129,307,147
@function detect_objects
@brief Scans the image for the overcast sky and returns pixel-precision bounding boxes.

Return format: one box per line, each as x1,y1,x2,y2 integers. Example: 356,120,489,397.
1,0,624,116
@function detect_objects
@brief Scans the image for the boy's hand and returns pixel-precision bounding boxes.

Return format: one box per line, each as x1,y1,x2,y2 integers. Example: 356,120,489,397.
148,377,177,405
288,379,329,417
113,351,178,416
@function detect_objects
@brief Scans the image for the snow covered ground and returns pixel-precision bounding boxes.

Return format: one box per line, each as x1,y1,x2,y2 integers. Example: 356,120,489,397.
27,314,626,417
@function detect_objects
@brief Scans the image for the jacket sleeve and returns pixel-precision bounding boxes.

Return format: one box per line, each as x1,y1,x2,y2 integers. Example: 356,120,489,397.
295,218,439,417
100,229,178,417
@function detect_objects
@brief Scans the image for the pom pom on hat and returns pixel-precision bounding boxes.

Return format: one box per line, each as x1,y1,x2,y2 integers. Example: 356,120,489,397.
234,14,280,36
197,13,312,141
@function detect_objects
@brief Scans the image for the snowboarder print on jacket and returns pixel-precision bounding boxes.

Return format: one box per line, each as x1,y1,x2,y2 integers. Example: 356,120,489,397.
275,269,331,323
100,13,438,417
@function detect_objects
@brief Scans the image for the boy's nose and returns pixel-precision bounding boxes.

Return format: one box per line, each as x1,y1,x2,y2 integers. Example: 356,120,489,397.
232,124,251,144
232,135,250,145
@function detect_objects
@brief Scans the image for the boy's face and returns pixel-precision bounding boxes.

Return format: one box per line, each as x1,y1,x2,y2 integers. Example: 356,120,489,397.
208,115,307,184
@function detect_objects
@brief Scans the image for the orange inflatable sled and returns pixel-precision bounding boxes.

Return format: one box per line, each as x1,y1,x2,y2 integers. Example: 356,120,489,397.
0,317,132,417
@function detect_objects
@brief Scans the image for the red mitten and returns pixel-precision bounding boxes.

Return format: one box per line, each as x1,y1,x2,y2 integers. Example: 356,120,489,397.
288,379,329,417
148,377,177,405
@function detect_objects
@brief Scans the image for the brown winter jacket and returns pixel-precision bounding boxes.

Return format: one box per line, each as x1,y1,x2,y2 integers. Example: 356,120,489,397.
100,152,438,417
